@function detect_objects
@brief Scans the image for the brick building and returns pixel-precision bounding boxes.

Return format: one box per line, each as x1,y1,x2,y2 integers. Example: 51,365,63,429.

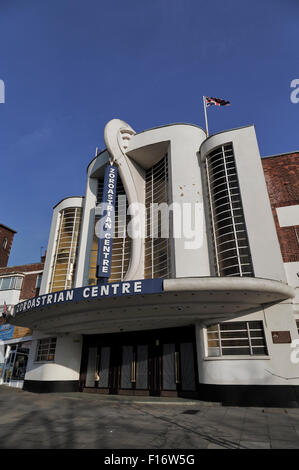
0,224,16,268
0,260,45,301
262,152,299,264
0,233,45,388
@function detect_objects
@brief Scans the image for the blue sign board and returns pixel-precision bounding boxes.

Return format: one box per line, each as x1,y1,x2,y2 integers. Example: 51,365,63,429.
0,323,15,340
14,278,164,315
96,164,118,279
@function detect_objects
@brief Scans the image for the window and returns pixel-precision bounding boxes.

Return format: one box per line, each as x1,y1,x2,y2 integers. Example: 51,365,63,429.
35,337,57,362
144,155,170,279
207,321,268,357
49,207,82,292
1,277,11,290
88,177,131,285
0,276,23,290
296,320,299,335
205,144,253,277
2,237,7,249
15,277,23,289
35,273,43,289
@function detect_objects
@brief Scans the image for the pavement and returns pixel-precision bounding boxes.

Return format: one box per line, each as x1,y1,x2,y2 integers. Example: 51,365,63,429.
1,385,299,449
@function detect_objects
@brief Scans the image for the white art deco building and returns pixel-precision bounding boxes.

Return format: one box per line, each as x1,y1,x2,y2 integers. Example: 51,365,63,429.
10,119,299,406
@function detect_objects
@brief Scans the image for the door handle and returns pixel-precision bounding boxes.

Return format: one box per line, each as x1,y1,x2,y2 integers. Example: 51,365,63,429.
131,352,136,383
175,351,180,384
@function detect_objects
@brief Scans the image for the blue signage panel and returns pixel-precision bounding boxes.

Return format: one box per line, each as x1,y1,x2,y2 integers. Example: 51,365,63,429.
0,324,15,340
14,278,164,315
96,164,118,279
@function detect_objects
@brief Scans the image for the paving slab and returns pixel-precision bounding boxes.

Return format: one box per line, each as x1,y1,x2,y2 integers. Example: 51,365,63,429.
1,385,299,449
271,440,299,449
240,440,271,449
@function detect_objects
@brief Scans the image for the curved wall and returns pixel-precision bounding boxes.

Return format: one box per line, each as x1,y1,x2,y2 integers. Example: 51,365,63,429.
24,330,82,388
127,123,210,278
204,142,254,277
201,126,286,282
75,121,211,286
40,197,84,295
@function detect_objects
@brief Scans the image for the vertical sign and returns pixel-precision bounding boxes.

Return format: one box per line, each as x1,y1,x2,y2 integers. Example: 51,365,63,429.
96,164,118,280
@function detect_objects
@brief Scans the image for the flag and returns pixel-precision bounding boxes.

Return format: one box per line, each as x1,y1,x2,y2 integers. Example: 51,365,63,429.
205,97,230,107
2,301,8,319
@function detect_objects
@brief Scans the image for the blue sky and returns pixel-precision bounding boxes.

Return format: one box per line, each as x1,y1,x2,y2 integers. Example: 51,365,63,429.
1,0,298,265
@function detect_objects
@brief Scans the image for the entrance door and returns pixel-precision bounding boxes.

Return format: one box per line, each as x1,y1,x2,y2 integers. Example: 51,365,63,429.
162,343,177,393
2,346,17,384
108,346,120,394
85,345,119,394
161,342,197,396
81,327,198,397
148,343,161,396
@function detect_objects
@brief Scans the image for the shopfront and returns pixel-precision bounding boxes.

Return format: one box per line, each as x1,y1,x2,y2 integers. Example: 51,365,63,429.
0,323,32,388
80,326,198,398
1,341,30,385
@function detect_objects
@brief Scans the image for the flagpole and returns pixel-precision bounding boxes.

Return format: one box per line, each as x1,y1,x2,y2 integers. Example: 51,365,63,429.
203,96,209,137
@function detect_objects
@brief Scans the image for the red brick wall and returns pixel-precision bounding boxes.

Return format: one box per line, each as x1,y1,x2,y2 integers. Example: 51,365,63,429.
0,262,44,275
0,261,44,337
262,153,299,262
0,261,44,299
20,272,41,300
0,226,15,267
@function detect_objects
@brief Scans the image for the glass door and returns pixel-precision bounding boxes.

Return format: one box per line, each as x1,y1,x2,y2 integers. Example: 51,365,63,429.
162,343,177,392
81,326,198,397
135,345,148,390
97,346,111,389
180,342,196,392
2,346,17,384
119,344,149,392
161,342,196,394
11,345,30,382
148,342,161,396
108,346,121,394
0,343,6,380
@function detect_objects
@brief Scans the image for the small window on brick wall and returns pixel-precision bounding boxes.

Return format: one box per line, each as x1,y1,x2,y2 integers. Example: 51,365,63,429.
36,337,57,362
0,276,23,290
207,321,268,357
35,273,42,289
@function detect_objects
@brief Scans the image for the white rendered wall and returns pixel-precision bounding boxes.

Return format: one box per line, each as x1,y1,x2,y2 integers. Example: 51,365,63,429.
284,262,299,307
75,148,146,286
76,123,211,285
128,124,210,278
276,204,299,306
40,197,84,295
0,286,21,307
25,330,82,382
74,154,102,288
195,301,299,386
201,126,286,283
